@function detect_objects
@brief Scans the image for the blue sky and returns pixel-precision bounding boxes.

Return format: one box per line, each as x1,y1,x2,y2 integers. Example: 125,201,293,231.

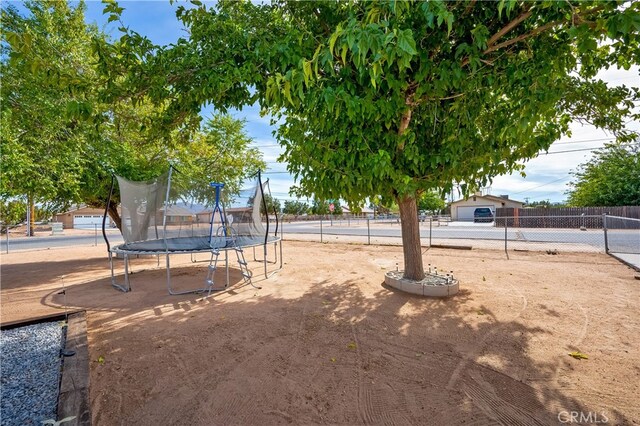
59,2,640,203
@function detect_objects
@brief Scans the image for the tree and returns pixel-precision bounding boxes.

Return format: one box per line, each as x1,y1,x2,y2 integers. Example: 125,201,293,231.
1,1,99,235
567,142,640,206
310,198,329,215
94,2,640,280
418,191,446,213
1,2,264,232
283,200,309,215
260,194,281,215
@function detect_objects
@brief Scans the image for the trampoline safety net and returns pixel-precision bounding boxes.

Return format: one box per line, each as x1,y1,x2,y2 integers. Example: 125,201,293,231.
114,169,276,253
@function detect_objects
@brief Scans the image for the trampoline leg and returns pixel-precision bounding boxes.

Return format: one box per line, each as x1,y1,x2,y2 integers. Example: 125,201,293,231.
109,253,131,293
225,249,229,287
109,252,116,285
124,255,131,291
165,252,213,296
166,253,171,294
264,245,268,279
109,251,130,292
253,246,257,262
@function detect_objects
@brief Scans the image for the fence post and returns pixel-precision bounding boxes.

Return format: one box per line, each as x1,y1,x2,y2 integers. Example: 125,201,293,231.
603,213,609,254
367,218,370,245
504,216,509,259
320,216,323,243
5,229,9,254
429,216,432,247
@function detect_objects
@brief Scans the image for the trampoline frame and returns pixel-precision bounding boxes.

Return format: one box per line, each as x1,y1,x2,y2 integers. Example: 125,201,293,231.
102,168,283,295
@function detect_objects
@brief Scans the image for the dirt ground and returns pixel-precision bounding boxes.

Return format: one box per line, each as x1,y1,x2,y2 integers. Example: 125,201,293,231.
1,240,639,425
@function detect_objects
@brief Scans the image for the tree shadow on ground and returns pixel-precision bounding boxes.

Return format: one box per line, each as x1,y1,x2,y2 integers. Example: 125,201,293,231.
29,257,633,426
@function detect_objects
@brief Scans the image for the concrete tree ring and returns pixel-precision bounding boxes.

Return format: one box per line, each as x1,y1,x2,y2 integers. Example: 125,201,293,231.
384,271,459,297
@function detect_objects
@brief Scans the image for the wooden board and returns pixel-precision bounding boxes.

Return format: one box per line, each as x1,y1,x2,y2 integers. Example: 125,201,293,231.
57,312,91,425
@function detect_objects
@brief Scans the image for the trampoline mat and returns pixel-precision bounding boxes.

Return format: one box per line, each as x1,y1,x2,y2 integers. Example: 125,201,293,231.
115,236,280,253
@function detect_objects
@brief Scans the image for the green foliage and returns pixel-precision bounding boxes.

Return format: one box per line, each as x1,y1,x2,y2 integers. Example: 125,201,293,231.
567,142,640,207
283,200,309,215
309,198,342,215
0,199,55,229
172,114,265,205
0,200,27,226
525,200,567,208
1,1,99,205
260,194,281,215
417,191,446,213
91,0,639,278
1,2,263,229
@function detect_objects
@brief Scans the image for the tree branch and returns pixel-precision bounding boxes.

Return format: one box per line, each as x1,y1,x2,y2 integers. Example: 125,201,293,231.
462,4,608,66
486,8,532,48
483,19,558,55
464,0,477,16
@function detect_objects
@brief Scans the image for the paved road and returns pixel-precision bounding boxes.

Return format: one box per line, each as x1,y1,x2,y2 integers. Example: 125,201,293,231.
2,221,637,255
281,220,639,252
1,232,123,252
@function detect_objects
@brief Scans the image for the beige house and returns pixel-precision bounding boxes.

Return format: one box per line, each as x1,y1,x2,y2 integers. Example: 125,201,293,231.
450,193,524,221
54,206,113,229
341,205,375,218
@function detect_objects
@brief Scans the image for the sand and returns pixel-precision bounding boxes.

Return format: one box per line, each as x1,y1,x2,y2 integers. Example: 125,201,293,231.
1,240,639,425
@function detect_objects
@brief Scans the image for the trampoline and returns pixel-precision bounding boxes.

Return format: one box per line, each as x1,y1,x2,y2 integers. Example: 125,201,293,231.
102,167,282,295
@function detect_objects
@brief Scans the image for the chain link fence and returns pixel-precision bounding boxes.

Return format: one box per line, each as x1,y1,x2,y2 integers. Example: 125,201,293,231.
3,215,638,269
602,216,640,270
280,214,638,257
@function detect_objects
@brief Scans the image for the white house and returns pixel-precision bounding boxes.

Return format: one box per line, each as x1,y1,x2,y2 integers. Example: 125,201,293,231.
450,193,524,221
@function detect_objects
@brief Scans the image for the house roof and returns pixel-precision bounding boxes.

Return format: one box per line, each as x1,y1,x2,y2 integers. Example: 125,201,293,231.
162,205,196,216
451,194,524,205
342,206,375,214
56,205,104,215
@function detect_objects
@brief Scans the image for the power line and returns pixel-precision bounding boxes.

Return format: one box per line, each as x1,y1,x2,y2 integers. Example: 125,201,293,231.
249,144,281,148
553,137,615,145
510,175,572,195
541,147,601,155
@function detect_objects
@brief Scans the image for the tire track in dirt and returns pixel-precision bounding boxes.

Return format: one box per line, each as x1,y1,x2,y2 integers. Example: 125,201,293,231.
444,281,545,424
570,301,589,348
283,291,312,378
351,321,366,423
463,370,547,426
352,324,421,425
446,281,529,391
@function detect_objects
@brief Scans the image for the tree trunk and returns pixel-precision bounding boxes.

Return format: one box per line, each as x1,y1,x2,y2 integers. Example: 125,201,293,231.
27,194,35,237
397,194,425,281
108,201,122,232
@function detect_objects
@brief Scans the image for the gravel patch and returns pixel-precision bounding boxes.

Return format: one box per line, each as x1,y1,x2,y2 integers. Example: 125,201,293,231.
1,321,64,425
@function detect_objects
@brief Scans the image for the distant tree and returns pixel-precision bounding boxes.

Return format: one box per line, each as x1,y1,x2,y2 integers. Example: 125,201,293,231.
417,191,446,213
524,200,567,208
310,198,331,215
567,142,640,207
526,200,552,208
0,200,27,229
283,200,309,215
259,194,281,215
